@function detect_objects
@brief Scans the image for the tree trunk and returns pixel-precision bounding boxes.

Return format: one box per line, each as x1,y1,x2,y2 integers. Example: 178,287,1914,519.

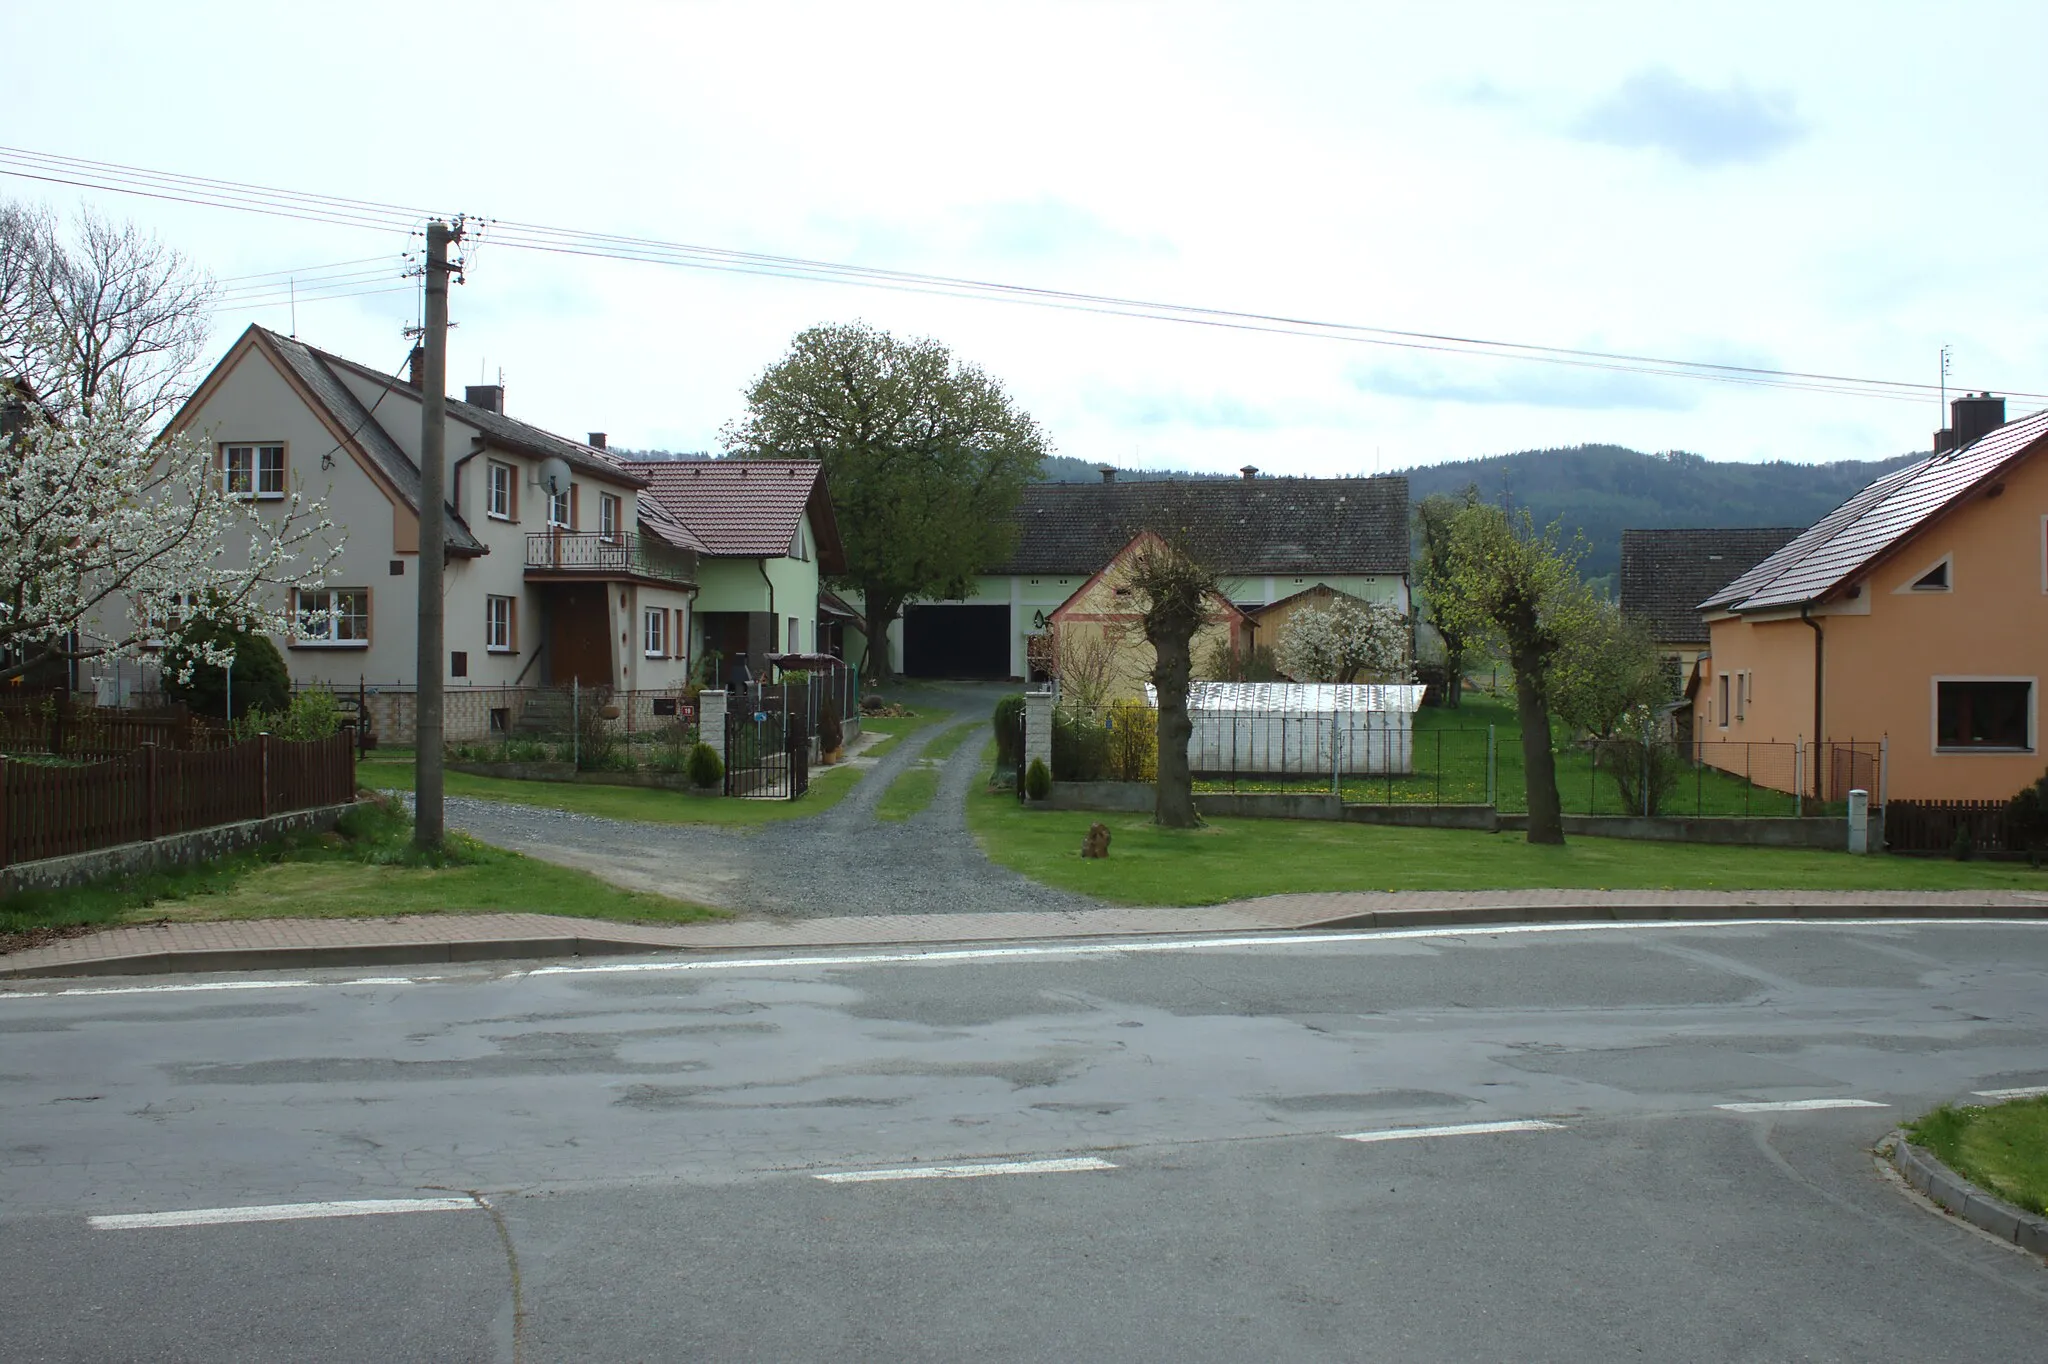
1512,654,1565,845
1152,628,1199,828
860,598,898,688
1443,640,1464,708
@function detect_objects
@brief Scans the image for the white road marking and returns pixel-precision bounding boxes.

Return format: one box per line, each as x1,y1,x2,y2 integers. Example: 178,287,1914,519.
816,1157,1117,1183
45,979,321,998
1338,1119,1565,1143
1973,1085,2048,1100
1714,1099,1890,1112
89,1197,481,1230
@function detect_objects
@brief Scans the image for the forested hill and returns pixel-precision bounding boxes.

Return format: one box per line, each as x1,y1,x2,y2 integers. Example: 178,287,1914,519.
1397,444,1922,580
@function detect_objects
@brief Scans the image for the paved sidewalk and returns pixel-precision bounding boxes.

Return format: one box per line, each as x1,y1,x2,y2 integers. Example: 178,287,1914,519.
5,888,2046,979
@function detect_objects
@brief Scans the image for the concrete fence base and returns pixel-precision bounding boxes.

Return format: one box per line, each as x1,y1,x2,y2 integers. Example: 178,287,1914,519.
447,761,718,794
1,802,357,897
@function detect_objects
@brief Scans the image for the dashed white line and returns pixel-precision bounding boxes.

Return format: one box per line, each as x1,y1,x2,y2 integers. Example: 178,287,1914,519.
816,1157,1117,1183
1973,1085,2048,1100
89,1197,481,1230
1338,1119,1565,1143
1714,1099,1890,1113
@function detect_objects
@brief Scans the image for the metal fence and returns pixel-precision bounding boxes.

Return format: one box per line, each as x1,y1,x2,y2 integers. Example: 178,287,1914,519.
725,688,809,800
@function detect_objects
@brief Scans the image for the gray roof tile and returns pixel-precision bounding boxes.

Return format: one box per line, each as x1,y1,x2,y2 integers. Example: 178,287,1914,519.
1619,527,1802,644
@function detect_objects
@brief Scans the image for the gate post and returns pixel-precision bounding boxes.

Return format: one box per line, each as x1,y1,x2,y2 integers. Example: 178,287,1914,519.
1024,690,1054,785
700,690,727,771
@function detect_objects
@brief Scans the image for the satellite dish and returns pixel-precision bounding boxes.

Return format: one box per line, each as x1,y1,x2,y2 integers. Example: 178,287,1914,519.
538,457,572,497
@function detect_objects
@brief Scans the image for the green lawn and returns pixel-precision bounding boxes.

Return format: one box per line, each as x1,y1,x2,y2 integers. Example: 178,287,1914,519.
876,767,942,822
1907,1096,2048,1217
1192,695,1816,818
967,781,2044,906
1,800,718,942
359,750,866,825
920,719,982,762
856,709,947,758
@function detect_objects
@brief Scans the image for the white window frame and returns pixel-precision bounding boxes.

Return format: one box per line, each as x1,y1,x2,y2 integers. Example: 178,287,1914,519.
1896,551,1953,594
1716,673,1729,729
787,617,800,653
487,461,516,521
486,595,515,653
547,485,573,530
1932,675,2036,754
643,607,669,658
294,587,369,647
600,493,621,544
1734,671,1747,721
223,443,286,499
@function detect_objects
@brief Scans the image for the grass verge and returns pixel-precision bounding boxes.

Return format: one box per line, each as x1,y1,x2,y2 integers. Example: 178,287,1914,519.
1907,1096,2048,1216
966,782,2045,905
876,767,942,823
856,709,947,758
0,799,719,947
357,751,866,825
920,719,981,763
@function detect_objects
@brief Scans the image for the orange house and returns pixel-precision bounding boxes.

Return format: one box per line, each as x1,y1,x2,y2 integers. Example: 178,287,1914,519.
1044,531,1252,702
1697,395,2048,802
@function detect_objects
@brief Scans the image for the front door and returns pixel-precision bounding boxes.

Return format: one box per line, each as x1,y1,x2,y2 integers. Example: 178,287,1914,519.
549,585,614,686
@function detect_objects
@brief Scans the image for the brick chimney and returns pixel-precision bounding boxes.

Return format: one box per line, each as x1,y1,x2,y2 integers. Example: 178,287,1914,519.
587,432,607,450
1934,392,2006,454
1240,465,1259,481
406,345,424,388
464,384,504,414
1099,466,1117,484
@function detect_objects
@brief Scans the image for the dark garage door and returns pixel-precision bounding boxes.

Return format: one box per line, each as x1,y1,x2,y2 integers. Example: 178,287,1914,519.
903,605,1011,679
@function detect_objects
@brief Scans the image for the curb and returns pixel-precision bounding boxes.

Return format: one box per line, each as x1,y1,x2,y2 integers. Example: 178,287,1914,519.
0,935,678,980
1295,901,2048,933
1881,1130,2048,1257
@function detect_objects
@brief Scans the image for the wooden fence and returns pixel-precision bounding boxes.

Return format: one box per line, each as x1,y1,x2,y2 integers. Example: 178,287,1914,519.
0,733,357,868
1883,799,2016,855
0,696,228,758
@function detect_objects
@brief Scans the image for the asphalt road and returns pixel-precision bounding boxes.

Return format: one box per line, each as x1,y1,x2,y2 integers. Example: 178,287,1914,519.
5,920,2047,1361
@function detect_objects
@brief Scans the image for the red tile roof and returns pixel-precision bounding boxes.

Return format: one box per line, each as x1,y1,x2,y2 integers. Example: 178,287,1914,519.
627,459,844,569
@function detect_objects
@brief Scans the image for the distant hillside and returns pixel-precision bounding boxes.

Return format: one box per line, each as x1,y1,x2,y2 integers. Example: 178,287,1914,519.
1397,444,1921,581
1038,454,1218,484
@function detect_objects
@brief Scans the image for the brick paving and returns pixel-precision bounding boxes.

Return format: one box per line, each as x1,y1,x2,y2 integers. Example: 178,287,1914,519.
4,888,2045,980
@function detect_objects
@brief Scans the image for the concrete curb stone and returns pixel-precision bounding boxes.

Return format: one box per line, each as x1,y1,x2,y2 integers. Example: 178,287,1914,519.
1883,1130,2048,1257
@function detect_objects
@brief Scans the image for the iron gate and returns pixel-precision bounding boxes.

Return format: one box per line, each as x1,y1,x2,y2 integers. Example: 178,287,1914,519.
724,701,810,800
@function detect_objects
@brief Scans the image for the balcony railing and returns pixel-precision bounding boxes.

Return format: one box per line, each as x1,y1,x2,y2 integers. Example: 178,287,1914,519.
525,531,697,588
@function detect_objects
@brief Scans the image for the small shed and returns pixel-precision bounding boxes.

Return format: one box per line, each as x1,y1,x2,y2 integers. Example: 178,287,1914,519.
1143,681,1427,776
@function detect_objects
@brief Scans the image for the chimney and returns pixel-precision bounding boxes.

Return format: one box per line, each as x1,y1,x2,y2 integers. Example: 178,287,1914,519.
1099,466,1117,484
1240,465,1259,482
587,432,607,450
464,384,504,414
1949,392,2005,451
406,345,424,388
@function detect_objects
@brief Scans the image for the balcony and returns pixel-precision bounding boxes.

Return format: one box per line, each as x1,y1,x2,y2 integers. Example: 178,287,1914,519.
525,532,697,589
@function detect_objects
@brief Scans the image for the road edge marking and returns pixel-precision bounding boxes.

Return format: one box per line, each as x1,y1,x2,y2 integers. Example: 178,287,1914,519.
89,1196,482,1230
815,1157,1117,1183
1714,1098,1890,1113
1337,1119,1565,1143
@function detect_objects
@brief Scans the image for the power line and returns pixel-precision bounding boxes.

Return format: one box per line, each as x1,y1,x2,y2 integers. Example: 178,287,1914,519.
4,143,2040,406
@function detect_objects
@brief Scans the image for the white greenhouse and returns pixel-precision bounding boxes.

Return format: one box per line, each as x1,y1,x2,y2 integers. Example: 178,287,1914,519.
1142,681,1428,776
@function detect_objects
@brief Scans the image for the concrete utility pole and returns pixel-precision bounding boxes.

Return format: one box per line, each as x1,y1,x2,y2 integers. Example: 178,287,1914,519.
414,218,460,851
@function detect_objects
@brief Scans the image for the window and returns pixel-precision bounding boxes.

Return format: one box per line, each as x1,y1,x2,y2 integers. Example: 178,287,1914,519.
1735,672,1747,721
643,607,669,658
599,493,621,544
547,484,573,529
788,617,800,653
486,595,516,653
487,461,516,520
223,444,285,498
1936,679,2032,751
1906,555,1952,593
792,520,808,561
450,651,468,679
294,588,368,646
1717,673,1730,729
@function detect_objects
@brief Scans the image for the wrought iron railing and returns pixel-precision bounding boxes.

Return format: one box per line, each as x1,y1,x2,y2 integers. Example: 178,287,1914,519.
524,532,697,587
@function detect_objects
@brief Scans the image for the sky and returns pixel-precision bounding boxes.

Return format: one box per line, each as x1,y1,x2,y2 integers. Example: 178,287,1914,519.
3,0,2042,476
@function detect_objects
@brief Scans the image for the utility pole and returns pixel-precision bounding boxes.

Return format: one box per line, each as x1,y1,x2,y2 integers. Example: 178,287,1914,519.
414,218,461,851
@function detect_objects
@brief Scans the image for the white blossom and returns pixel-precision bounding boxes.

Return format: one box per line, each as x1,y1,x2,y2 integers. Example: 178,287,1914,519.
1273,596,1410,684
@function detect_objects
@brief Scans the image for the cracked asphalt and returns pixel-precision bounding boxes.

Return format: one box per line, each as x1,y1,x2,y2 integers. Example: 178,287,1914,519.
442,682,1102,917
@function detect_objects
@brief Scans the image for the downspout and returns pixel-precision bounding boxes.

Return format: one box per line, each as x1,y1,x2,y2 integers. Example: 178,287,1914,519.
1801,604,1823,800
450,436,486,523
755,556,777,664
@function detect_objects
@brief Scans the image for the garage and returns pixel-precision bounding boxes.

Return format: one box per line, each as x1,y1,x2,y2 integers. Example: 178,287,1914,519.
903,604,1011,679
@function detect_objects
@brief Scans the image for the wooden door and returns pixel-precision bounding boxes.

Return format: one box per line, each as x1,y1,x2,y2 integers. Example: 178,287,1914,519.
549,585,614,686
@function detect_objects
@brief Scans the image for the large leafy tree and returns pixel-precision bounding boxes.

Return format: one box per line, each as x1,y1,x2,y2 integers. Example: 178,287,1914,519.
1432,504,1600,845
723,322,1049,683
1414,484,1479,707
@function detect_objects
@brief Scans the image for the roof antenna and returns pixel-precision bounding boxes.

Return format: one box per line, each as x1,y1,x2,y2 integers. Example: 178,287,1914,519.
288,276,297,339
1939,344,1951,420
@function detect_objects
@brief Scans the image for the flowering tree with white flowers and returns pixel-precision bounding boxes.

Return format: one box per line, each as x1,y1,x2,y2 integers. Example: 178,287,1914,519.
1,199,337,684
1273,595,1410,684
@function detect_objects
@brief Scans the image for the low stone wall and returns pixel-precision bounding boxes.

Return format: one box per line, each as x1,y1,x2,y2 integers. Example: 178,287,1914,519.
447,761,715,794
1504,813,1860,850
1,802,356,897
1044,783,1341,821
1344,804,1501,831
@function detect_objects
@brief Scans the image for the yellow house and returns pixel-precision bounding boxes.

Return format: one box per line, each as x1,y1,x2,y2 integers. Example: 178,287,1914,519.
1697,395,2048,802
1045,532,1252,702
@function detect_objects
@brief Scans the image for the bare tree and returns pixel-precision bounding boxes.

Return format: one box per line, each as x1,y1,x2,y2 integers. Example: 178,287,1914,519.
1121,531,1220,829
0,201,217,424
1027,624,1124,712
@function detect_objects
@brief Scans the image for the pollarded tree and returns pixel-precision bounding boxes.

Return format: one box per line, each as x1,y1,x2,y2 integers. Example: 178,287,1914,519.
1432,504,1600,845
1120,530,1218,829
723,322,1050,685
1273,595,1410,684
1415,484,1479,707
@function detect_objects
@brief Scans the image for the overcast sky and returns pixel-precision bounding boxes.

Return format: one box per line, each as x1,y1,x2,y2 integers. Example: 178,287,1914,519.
4,1,2041,475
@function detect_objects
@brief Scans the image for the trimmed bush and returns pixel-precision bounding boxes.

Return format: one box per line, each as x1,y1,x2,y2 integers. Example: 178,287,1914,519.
686,742,724,790
1026,756,1051,801
993,693,1026,768
1051,704,1109,781
162,621,289,720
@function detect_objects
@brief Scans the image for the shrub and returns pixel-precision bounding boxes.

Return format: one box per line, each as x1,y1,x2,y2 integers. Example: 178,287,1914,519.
1051,704,1109,781
686,741,724,790
162,620,289,720
992,693,1027,768
817,707,843,756
2007,768,2048,855
1104,697,1157,782
232,688,343,742
574,686,619,771
1026,756,1051,800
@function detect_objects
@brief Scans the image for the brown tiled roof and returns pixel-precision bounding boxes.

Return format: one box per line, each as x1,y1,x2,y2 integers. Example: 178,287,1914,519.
1619,527,1803,645
1705,406,2048,614
627,459,845,571
992,476,1410,577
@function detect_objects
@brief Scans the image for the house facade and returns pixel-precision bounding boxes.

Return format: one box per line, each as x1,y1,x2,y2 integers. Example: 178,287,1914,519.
864,469,1412,680
1042,532,1253,702
1696,395,2048,802
151,326,699,735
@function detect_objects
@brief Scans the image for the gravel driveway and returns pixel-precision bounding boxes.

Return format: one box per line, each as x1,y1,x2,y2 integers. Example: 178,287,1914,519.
446,683,1103,918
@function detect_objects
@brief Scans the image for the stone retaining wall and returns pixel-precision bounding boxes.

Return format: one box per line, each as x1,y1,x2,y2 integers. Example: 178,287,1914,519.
1,802,357,896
